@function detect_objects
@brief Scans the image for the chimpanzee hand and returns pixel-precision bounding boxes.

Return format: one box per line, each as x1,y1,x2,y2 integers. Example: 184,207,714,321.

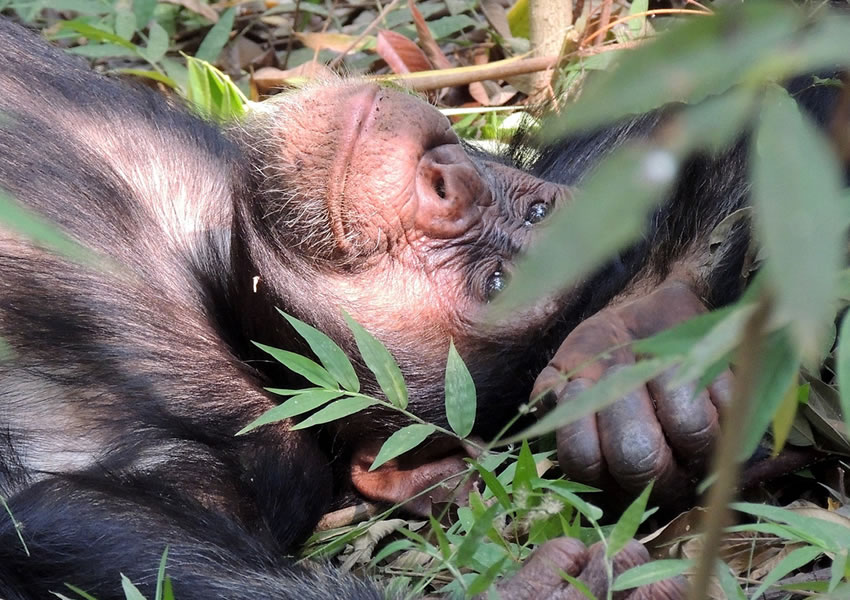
491,538,685,599
532,282,733,499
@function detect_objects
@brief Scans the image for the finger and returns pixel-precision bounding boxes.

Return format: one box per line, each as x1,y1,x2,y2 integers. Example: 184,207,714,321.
708,369,734,414
546,317,634,382
555,379,610,486
647,368,719,468
597,374,686,493
493,537,588,600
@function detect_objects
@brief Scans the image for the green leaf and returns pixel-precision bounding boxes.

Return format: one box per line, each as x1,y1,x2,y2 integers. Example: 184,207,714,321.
67,44,140,59
714,560,747,600
444,340,476,438
342,312,408,409
195,7,235,63
115,68,177,88
507,357,677,443
607,481,653,557
548,2,800,135
494,145,677,314
59,20,139,49
732,502,850,551
467,556,510,596
678,88,757,154
836,312,850,437
628,0,649,34
133,0,157,28
236,390,344,435
740,330,800,459
143,20,169,63
292,396,377,430
369,424,436,470
454,503,500,565
750,545,822,599
753,85,845,362
252,342,337,389
63,585,99,600
512,439,536,492
829,549,848,593
427,15,477,39
154,547,169,600
120,575,147,600
279,310,359,393
771,376,801,455
470,461,511,509
114,9,137,41
613,559,691,591
633,306,736,357
428,515,452,560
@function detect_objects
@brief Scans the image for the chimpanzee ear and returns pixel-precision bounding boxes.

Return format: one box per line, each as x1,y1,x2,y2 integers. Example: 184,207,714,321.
349,439,480,517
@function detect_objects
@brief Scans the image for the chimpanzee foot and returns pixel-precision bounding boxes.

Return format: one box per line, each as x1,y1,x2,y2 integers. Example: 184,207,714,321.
491,538,686,599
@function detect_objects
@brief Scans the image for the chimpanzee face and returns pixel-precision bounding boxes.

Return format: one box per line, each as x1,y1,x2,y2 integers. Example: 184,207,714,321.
241,82,570,369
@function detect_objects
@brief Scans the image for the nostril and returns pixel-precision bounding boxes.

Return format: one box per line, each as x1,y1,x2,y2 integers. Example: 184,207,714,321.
434,176,446,199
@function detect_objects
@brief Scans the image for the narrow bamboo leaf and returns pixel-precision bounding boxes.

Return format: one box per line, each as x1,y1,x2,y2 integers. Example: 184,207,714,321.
342,312,408,409
714,560,747,600
607,482,653,557
836,312,850,436
115,68,178,88
740,330,800,459
454,503,500,564
195,7,235,63
120,575,146,600
59,20,138,49
155,547,169,600
467,556,509,596
512,440,536,492
613,559,692,591
470,462,511,509
292,397,377,430
507,357,676,443
444,340,476,438
753,86,845,361
280,310,359,392
236,390,343,435
64,585,98,600
829,550,848,592
750,546,822,599
428,515,452,560
732,502,850,551
771,376,801,455
633,306,735,357
252,342,337,389
143,20,169,63
369,424,436,471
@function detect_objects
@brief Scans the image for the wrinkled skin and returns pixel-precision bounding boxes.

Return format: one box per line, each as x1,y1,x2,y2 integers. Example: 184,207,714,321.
532,282,734,502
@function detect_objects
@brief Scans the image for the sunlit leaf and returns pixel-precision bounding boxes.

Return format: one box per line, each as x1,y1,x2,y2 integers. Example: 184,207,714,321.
613,559,691,591
252,342,337,389
753,85,844,361
607,482,653,557
444,341,476,438
292,396,378,430
771,376,801,455
369,424,436,470
343,312,408,409
120,575,146,600
280,310,359,392
236,390,344,435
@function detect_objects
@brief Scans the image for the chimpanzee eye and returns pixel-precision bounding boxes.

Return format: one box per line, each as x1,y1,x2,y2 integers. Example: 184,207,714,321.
484,269,509,302
524,201,550,225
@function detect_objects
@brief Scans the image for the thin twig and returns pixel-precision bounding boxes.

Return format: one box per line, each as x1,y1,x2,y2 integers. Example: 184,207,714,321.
688,294,774,600
582,8,711,46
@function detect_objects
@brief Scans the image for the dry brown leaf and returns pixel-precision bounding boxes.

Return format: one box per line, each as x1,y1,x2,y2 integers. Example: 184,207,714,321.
468,49,517,106
408,0,452,70
295,32,374,54
376,30,432,74
252,64,334,94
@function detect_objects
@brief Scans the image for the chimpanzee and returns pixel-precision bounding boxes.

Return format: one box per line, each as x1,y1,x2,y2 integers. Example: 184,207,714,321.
0,13,836,600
